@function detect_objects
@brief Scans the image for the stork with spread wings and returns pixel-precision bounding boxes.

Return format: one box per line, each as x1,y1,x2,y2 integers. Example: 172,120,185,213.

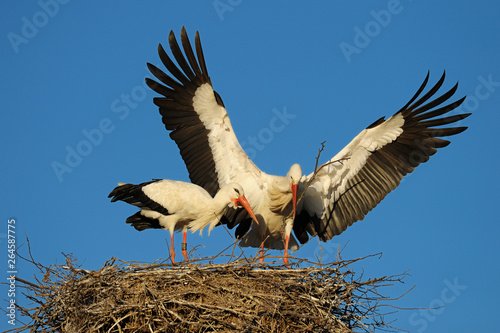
145,27,470,263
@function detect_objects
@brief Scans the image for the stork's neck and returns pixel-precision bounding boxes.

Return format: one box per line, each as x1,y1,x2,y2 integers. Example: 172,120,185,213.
212,188,232,212
187,189,230,236
196,189,230,234
268,176,293,214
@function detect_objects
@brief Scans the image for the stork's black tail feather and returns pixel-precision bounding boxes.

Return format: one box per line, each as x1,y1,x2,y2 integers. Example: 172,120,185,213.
126,212,162,231
109,181,170,231
108,180,170,215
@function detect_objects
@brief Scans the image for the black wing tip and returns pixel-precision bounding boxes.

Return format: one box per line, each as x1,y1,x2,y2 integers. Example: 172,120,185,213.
168,30,179,50
213,91,225,108
453,112,471,121
395,71,432,114
366,116,385,129
181,26,188,38
439,140,451,148
399,71,464,117
425,70,431,80
157,43,165,54
447,81,459,96
145,77,165,94
455,95,467,107
436,70,446,85
175,26,202,43
108,183,130,200
451,126,469,135
168,29,176,40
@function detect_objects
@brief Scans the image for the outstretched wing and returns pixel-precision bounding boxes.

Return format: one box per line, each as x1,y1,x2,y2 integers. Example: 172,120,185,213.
293,72,470,243
146,27,260,197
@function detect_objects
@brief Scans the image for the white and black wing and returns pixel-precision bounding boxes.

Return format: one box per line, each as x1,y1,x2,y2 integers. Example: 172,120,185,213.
146,27,260,197
293,72,470,243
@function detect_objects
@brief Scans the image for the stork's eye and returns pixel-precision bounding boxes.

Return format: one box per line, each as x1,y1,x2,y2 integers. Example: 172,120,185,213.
234,188,240,195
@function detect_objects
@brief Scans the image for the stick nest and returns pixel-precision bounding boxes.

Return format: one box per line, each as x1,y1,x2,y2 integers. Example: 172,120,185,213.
11,252,406,333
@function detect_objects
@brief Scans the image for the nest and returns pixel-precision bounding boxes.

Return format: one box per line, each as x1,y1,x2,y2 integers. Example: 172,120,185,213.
9,249,407,333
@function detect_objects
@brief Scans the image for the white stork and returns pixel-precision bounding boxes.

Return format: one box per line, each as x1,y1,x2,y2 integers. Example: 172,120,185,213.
108,180,258,263
145,27,470,263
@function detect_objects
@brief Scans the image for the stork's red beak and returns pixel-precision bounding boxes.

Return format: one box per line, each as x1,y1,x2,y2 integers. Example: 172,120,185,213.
235,196,259,225
291,183,298,219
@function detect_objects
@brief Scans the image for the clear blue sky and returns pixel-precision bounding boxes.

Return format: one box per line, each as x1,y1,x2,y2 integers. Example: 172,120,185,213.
2,1,499,331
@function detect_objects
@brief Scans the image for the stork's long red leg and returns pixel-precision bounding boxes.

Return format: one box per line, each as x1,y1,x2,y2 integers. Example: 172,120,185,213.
283,235,290,268
181,230,188,262
283,220,293,268
170,233,176,264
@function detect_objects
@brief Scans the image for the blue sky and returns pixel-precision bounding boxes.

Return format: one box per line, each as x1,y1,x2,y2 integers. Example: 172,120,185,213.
2,1,499,331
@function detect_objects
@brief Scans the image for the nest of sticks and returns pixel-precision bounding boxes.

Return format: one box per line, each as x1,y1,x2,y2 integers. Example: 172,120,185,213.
8,244,408,333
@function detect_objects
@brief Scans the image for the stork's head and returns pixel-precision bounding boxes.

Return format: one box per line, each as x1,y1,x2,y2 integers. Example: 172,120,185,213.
287,163,303,219
226,183,259,225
